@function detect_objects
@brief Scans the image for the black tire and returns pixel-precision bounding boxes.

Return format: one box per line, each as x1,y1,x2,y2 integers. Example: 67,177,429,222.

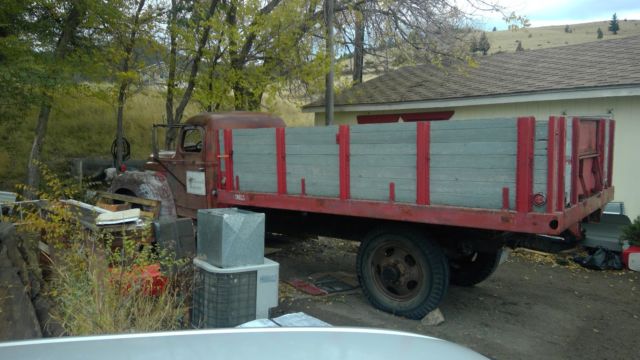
449,248,504,287
356,226,449,320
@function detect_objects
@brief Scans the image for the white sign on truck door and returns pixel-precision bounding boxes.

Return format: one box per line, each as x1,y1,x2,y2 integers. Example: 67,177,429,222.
186,171,206,195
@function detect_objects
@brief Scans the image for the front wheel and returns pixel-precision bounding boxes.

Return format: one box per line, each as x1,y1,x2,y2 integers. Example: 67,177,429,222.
356,226,449,320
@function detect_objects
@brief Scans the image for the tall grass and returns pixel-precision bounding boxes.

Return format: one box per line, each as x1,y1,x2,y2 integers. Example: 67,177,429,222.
17,166,189,335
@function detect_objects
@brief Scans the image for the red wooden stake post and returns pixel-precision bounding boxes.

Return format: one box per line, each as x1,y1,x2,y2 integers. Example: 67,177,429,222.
276,127,287,195
416,121,430,205
338,125,351,200
516,117,535,213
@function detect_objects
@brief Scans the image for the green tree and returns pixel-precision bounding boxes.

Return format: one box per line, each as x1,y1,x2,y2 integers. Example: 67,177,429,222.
25,0,91,195
609,13,619,34
597,27,604,39
477,32,491,55
102,0,161,169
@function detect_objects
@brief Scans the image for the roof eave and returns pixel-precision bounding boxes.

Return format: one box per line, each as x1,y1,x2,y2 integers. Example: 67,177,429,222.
302,85,640,113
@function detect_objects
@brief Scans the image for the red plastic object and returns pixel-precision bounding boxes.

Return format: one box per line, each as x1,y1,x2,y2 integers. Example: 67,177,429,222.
286,278,328,296
110,264,168,297
622,246,640,269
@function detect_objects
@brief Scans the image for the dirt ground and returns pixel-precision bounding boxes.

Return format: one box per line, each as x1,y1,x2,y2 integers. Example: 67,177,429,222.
267,236,640,360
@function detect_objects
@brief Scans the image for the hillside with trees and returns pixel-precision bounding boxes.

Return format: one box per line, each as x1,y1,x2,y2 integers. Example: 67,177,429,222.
482,19,640,54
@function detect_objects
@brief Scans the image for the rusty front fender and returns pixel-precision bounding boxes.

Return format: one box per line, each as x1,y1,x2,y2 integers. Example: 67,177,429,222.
109,171,177,219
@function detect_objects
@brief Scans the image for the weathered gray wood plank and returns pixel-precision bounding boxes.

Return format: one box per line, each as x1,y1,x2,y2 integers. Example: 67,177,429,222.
233,162,277,174
287,155,339,166
351,165,417,180
430,180,516,195
431,155,516,169
350,131,416,144
351,187,415,203
350,122,416,133
350,155,416,167
286,179,339,197
431,142,517,155
431,118,517,130
430,127,517,143
351,143,416,155
431,192,516,209
535,120,549,139
237,177,277,193
350,177,417,189
233,154,278,165
234,144,277,155
233,137,276,145
430,168,516,182
286,144,339,155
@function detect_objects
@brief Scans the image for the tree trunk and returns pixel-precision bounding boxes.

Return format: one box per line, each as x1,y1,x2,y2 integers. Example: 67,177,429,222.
324,0,334,126
26,100,52,196
353,6,365,84
206,38,224,112
165,0,178,127
173,0,219,125
115,82,127,170
25,2,86,196
115,0,146,171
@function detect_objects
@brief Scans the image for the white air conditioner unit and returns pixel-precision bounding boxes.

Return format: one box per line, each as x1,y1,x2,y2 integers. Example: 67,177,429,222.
192,257,279,328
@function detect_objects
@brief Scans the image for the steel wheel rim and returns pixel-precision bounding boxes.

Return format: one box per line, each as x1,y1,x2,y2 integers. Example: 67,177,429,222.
369,239,427,301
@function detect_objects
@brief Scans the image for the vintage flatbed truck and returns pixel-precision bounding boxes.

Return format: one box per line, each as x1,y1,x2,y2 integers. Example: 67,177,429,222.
111,112,615,319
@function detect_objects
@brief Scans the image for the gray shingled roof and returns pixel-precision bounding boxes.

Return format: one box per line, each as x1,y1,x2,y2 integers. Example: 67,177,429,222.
304,35,640,109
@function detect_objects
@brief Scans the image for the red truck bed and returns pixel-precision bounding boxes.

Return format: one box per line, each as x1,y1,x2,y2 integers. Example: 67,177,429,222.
212,116,614,237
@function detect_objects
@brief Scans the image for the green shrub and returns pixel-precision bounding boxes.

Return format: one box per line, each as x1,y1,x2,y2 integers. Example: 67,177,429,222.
621,216,640,247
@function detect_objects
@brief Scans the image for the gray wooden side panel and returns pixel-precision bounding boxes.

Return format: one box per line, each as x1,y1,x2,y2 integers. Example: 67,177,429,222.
233,128,277,193
285,127,339,197
349,122,417,203
430,118,518,209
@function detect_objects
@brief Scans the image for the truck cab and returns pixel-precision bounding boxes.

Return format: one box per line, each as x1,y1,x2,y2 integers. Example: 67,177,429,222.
142,112,285,218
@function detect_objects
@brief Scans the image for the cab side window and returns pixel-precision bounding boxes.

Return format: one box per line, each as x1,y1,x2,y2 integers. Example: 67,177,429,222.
181,127,203,153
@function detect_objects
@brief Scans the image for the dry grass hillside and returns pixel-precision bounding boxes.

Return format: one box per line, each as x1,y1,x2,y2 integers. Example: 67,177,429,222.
484,20,640,54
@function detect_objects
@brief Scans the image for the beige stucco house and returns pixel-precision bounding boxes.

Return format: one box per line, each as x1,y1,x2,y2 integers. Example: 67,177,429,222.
303,35,640,219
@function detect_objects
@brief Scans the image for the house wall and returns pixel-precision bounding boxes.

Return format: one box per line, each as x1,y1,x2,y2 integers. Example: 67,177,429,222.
312,96,640,219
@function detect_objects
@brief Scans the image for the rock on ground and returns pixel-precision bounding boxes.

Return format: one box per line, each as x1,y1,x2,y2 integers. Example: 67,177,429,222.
421,308,445,326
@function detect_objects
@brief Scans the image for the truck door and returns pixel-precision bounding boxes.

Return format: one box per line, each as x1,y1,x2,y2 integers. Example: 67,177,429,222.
172,125,209,217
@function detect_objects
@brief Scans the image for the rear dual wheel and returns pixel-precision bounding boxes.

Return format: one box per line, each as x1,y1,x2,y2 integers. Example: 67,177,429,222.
356,227,449,320
449,249,504,287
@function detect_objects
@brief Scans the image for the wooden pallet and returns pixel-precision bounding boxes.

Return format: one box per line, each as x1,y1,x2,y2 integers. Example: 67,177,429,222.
95,191,160,220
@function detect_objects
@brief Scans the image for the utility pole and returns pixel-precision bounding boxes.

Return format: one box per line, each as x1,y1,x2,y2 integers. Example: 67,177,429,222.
324,0,334,126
